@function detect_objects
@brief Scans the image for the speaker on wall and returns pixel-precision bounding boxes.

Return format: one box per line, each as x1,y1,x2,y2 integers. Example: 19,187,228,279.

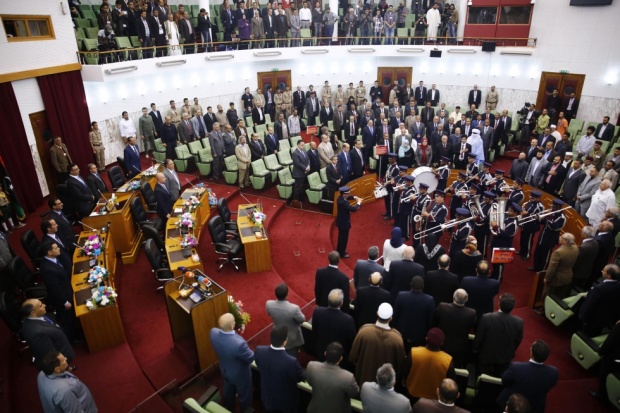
482,41,496,52
430,50,442,58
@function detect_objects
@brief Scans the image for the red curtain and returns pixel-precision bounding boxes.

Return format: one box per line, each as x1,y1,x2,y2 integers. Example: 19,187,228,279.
0,83,44,212
37,71,93,168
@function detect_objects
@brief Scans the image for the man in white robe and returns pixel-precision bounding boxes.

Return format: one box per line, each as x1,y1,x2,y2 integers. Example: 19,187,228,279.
467,129,485,165
426,2,441,42
586,179,616,227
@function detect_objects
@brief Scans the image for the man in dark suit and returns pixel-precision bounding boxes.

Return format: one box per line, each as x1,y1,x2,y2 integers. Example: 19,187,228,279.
306,92,320,126
311,289,356,364
424,254,460,306
497,340,559,413
562,159,585,206
315,251,350,310
251,102,266,125
374,102,389,121
264,126,279,155
153,173,172,224
413,379,469,413
85,163,108,199
593,221,615,277
178,113,197,144
384,246,425,303
319,102,333,127
307,141,321,175
255,325,305,413
262,9,276,48
452,134,471,169
47,198,75,251
353,246,387,288
248,133,266,161
579,263,620,337
393,276,435,348
161,116,178,160
563,92,579,120
337,144,352,184
208,123,225,180
420,102,435,124
354,272,390,328
361,120,376,165
415,81,427,106
343,115,359,146
426,84,440,106
435,289,477,368
375,128,393,179
220,3,235,42
123,136,142,177
135,11,153,58
435,137,453,166
540,155,566,194
66,164,95,219
350,140,365,179
209,313,254,412
460,260,499,321
595,116,615,141
20,299,75,369
293,86,306,118
571,226,599,290
468,85,481,108
326,155,344,196
493,110,512,148
41,219,73,266
148,10,166,56
292,140,310,205
337,187,361,259
473,293,524,377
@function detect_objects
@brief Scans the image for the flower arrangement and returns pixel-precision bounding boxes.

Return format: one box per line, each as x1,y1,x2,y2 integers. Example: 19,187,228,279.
86,285,118,310
82,235,104,257
128,180,141,191
180,234,198,248
184,195,203,213
87,266,109,286
249,209,267,227
208,188,217,206
177,213,195,230
142,166,157,178
228,295,251,333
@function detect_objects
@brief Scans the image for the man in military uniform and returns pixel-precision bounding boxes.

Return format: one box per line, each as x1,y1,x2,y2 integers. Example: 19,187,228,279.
474,191,497,259
466,154,479,177
423,190,448,235
89,121,105,172
518,190,544,260
397,175,417,240
274,89,284,119
449,208,473,261
334,85,346,106
346,82,356,102
356,81,367,107
382,154,400,220
254,87,266,109
490,202,521,281
530,199,567,272
412,183,431,242
282,86,293,116
447,172,468,220
321,80,332,103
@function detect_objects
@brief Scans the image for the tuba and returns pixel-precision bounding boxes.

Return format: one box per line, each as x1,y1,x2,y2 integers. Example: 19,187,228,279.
489,197,508,235
471,195,484,219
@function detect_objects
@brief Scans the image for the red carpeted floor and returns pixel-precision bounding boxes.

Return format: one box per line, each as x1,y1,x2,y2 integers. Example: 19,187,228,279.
5,151,612,413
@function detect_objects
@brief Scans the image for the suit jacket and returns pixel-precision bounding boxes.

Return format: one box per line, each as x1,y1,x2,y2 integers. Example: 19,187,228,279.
460,276,499,321
48,211,74,252
248,138,266,161
311,307,356,361
66,175,95,218
149,110,163,134
208,130,225,158
424,269,460,306
220,8,236,34
39,257,72,311
306,361,359,413
86,173,108,199
595,122,615,141
209,328,254,389
333,111,346,133
263,14,276,37
497,361,558,413
473,311,523,365
562,168,586,203
162,167,181,201
177,119,197,144
293,90,306,112
374,107,389,120
306,96,320,118
154,183,172,222
468,89,481,107
124,144,142,177
337,150,352,180
414,86,428,105
579,280,620,336
420,107,435,124
21,317,75,368
203,112,216,132
320,107,334,126
412,398,469,413
361,382,413,413
266,299,305,349
49,144,72,173
190,116,208,138
292,148,310,179
353,259,387,289
354,285,390,328
575,175,601,212
362,125,376,148
393,290,435,345
571,239,599,289
326,163,343,190
410,121,426,138
384,259,426,303
435,303,477,359
264,133,279,155
426,89,440,106
350,147,365,177
540,163,566,193
251,106,266,125
273,120,287,141
314,265,350,309
254,346,305,412
544,244,578,287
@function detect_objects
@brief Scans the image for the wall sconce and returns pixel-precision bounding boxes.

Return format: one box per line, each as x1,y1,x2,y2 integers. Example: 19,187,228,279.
500,50,533,56
205,54,235,61
156,59,187,67
448,49,476,54
397,47,424,53
468,0,473,5
104,66,138,75
301,49,329,54
348,47,375,53
530,0,536,4
254,51,282,57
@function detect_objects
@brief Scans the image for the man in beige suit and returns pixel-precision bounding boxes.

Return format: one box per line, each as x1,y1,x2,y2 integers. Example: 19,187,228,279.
235,135,251,189
251,10,264,48
50,136,72,183
543,232,579,299
318,134,334,168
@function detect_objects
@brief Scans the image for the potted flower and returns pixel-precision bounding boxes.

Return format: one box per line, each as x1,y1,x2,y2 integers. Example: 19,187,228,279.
128,180,141,191
177,212,195,235
86,285,118,311
82,235,105,266
87,265,109,286
184,195,202,213
180,234,198,257
228,295,251,333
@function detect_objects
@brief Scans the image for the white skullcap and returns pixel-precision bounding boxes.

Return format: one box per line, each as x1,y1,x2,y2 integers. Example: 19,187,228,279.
377,303,393,319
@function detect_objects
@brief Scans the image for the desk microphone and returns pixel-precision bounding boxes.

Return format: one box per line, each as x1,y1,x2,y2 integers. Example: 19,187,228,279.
132,164,143,175
98,190,108,203
186,178,197,189
73,242,91,254
239,191,253,205
78,221,97,232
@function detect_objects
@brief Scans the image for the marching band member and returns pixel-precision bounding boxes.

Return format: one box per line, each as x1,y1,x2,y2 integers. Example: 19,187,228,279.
475,162,493,194
382,153,400,220
448,172,468,220
391,165,410,219
434,156,451,191
507,178,525,206
466,184,479,216
449,208,474,261
490,169,506,197
530,199,568,272
397,175,417,240
490,202,521,281
423,190,448,234
466,153,479,177
518,190,544,260
474,191,497,259
412,183,431,242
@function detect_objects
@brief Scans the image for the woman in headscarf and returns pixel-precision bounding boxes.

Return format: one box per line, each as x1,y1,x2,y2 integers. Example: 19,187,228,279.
467,129,485,164
398,137,414,167
382,227,407,271
416,137,433,167
413,132,422,146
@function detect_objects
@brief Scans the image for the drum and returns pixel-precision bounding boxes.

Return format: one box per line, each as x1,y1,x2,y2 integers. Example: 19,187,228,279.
411,166,438,193
373,186,388,199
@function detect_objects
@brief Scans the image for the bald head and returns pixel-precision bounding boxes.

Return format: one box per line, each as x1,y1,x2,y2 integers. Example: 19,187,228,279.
218,313,236,331
453,289,468,306
370,271,382,286
438,379,460,404
328,289,344,308
155,172,166,184
403,246,415,260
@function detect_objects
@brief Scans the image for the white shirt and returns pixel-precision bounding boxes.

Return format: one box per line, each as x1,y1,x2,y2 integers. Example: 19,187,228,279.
288,115,301,134
586,188,616,227
576,134,595,155
119,118,137,138
299,7,312,20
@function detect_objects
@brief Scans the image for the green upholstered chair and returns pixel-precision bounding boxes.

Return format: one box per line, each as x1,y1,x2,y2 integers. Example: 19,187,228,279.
245,116,254,127
319,167,328,183
174,144,195,172
255,124,267,136
188,140,204,162
84,27,99,39
368,146,378,170
396,28,410,45
276,168,294,199
153,138,167,162
279,139,291,152
277,149,294,166
265,114,272,124
223,155,238,185
305,172,325,204
182,386,231,413
544,292,587,327
586,121,599,133
289,136,302,148
249,159,270,189
607,372,620,410
570,331,608,370
201,138,212,151
114,36,132,61
264,154,283,182
81,39,99,65
197,148,213,177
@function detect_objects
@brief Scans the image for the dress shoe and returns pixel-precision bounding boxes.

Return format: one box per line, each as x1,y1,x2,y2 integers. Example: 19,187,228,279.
342,254,350,258
383,216,392,220
527,267,536,271
381,213,388,216
520,255,528,261
533,308,545,316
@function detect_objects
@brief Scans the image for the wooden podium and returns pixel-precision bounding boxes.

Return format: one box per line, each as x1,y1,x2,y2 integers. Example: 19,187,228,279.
237,204,272,273
331,173,378,216
164,273,228,371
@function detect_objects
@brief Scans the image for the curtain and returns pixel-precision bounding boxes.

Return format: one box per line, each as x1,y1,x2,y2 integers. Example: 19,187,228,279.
0,83,43,212
37,71,93,168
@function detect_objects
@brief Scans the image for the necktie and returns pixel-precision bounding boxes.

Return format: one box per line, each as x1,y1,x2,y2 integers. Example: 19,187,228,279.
370,127,373,135
460,144,464,160
350,123,354,135
43,316,55,325
134,145,139,156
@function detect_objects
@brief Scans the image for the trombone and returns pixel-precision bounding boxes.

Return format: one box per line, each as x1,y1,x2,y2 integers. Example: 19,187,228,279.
518,206,572,226
414,216,476,239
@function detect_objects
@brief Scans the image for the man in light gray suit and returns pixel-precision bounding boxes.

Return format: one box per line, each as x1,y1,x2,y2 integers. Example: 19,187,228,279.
561,158,585,206
409,115,426,139
575,166,602,217
266,283,305,356
480,119,494,161
306,342,360,413
525,150,548,188
208,122,225,180
162,159,181,201
360,363,412,413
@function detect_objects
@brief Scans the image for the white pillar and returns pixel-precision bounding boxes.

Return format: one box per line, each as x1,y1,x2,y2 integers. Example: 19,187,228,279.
456,0,466,42
330,0,339,40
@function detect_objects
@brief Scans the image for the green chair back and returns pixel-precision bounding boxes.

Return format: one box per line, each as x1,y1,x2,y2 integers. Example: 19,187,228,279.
175,144,192,159
319,167,327,183
278,168,294,185
224,155,238,171
188,140,204,155
198,148,213,163
277,150,293,165
279,139,291,152
307,172,325,190
264,154,283,171
251,159,270,177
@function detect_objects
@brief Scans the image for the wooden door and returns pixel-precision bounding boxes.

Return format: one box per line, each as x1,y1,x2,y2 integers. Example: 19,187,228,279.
377,67,413,104
535,72,586,111
257,70,292,95
29,111,57,192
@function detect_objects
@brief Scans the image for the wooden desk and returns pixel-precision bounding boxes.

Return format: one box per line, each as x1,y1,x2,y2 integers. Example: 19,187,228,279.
71,228,126,353
237,204,272,273
164,274,228,371
165,188,211,275
331,173,378,216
